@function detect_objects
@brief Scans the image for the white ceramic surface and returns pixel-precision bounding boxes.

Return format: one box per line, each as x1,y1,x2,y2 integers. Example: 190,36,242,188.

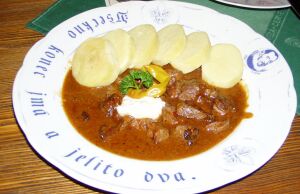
13,1,296,193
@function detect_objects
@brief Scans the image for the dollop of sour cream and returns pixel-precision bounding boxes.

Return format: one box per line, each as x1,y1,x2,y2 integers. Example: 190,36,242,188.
116,96,165,119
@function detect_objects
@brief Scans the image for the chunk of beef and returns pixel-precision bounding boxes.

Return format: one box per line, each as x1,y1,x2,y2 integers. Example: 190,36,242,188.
167,81,182,99
100,94,122,118
174,125,199,146
98,124,118,141
120,116,154,131
195,87,220,113
176,103,207,120
164,67,183,85
174,125,187,138
118,116,132,131
203,88,218,99
167,79,200,101
120,116,153,137
195,95,214,113
161,104,178,126
137,119,157,134
206,120,230,134
154,128,169,143
119,116,169,142
178,79,200,101
212,97,234,118
183,127,200,146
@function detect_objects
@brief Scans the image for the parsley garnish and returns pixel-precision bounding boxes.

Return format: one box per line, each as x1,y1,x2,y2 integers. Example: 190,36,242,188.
119,70,154,95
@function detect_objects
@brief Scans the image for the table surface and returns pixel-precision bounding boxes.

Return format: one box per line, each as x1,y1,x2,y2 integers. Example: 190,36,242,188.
0,0,299,193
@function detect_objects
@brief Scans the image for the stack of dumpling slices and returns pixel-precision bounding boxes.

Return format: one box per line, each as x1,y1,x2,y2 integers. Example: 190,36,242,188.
71,24,244,89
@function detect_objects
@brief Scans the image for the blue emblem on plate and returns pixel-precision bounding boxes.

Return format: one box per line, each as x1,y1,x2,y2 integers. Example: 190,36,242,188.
222,145,255,166
246,49,279,73
150,6,171,25
142,3,178,26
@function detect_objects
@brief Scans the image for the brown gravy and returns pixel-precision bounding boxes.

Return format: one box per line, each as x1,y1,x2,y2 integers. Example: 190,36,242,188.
62,65,250,160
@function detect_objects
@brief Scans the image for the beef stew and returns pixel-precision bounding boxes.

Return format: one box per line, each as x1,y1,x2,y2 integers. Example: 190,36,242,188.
62,65,251,160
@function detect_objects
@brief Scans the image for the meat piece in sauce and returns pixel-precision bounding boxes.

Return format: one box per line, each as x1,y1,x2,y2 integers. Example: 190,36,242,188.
119,116,132,130
165,67,183,99
196,95,214,113
174,125,187,138
176,102,207,120
154,128,169,144
131,118,156,133
119,116,170,143
98,124,119,141
203,88,218,99
212,97,235,118
195,87,218,113
99,94,122,118
120,116,154,138
206,120,230,134
167,79,200,101
178,79,200,101
174,125,200,146
161,104,178,126
164,67,183,85
167,81,182,99
119,116,144,131
184,127,200,146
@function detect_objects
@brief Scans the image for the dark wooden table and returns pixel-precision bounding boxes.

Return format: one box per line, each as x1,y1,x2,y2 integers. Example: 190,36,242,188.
1,1,299,193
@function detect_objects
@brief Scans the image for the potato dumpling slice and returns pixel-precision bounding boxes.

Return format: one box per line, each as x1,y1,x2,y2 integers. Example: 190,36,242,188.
71,37,119,87
104,29,135,73
202,44,244,88
153,24,186,66
129,24,158,68
171,31,211,74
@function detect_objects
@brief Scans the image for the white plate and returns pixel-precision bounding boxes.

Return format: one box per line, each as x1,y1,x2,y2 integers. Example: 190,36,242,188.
214,0,290,9
13,1,296,193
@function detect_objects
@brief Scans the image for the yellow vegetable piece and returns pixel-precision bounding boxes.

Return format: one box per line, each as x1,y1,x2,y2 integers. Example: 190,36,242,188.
127,65,170,98
144,65,170,84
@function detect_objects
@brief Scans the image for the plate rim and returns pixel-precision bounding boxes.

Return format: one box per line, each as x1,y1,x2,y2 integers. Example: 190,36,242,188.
13,1,297,193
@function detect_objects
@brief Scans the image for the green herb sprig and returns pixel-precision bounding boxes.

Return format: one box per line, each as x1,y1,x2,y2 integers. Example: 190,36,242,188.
119,70,153,95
